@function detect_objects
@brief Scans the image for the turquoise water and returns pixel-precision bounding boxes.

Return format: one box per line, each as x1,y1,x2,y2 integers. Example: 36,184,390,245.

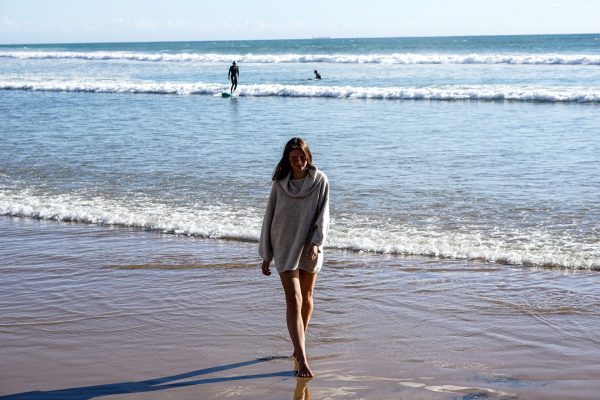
1,34,599,269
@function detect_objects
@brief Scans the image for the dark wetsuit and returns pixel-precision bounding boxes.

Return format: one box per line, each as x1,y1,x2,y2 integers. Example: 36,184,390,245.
228,64,239,93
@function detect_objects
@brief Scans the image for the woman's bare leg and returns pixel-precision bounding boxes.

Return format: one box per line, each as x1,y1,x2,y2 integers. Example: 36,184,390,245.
291,270,317,374
299,269,318,333
279,270,313,378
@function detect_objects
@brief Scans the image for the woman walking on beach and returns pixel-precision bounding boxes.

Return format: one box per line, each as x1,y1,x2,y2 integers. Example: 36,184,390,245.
259,137,330,378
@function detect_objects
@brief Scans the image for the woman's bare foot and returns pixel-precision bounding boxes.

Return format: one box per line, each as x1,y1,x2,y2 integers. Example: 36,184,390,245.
296,358,314,378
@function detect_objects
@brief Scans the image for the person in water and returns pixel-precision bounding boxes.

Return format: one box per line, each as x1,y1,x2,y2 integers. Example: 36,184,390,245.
313,70,321,80
259,137,330,378
228,61,239,93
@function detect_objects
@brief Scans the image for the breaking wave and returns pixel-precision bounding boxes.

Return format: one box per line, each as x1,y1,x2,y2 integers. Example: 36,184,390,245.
2,79,599,103
2,50,600,65
1,190,599,270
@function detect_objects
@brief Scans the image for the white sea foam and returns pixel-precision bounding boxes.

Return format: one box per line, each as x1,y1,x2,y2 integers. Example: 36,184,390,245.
2,50,600,65
2,79,599,103
2,190,599,270
0,80,223,95
0,190,262,242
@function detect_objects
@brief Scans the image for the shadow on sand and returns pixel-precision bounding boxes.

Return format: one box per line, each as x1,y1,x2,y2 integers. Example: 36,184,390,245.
1,356,295,400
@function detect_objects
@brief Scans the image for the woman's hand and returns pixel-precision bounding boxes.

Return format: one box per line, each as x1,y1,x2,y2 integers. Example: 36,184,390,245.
261,259,271,276
308,244,319,261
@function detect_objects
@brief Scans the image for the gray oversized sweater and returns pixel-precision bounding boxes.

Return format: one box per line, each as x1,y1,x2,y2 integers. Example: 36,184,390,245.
259,165,330,273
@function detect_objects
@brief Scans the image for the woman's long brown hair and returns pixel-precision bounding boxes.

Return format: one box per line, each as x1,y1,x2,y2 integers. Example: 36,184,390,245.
272,137,314,181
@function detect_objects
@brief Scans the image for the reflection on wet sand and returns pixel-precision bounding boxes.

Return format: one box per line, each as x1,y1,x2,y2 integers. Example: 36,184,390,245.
293,378,312,400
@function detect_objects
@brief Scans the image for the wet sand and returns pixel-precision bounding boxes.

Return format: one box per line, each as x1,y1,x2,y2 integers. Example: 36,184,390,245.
1,216,600,399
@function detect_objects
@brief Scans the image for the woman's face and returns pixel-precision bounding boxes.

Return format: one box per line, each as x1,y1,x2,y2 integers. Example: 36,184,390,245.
289,149,308,176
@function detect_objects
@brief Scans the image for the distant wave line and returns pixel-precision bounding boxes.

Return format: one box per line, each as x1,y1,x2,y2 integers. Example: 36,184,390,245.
2,51,600,65
2,80,600,103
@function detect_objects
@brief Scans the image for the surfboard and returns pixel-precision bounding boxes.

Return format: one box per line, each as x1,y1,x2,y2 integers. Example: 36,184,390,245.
221,92,233,98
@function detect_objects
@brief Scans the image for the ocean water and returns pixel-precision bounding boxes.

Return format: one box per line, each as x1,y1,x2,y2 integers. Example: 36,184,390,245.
1,34,599,269
2,34,600,399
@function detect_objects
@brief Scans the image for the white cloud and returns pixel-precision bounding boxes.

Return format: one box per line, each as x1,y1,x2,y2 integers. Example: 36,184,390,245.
99,17,196,31
0,17,36,32
0,18,20,29
547,1,600,7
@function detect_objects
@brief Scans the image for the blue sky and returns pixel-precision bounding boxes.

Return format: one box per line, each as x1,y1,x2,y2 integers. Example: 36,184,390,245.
1,0,599,44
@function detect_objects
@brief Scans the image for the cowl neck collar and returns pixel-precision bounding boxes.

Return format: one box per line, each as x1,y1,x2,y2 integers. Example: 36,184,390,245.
279,165,323,198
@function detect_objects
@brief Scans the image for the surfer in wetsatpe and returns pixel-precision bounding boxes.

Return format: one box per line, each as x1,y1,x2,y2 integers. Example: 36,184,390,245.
314,70,321,80
228,61,239,93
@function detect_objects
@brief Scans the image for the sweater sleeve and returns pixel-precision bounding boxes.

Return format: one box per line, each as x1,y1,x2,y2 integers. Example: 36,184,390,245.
258,183,277,262
310,177,330,247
